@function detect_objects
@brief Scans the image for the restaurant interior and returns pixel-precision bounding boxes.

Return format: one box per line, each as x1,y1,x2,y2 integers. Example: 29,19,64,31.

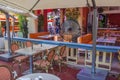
0,0,120,80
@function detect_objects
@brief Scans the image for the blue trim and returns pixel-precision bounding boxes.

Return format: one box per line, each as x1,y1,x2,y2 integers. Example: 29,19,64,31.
6,37,120,53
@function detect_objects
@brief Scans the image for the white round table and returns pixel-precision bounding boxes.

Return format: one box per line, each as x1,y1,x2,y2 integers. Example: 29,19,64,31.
16,73,61,80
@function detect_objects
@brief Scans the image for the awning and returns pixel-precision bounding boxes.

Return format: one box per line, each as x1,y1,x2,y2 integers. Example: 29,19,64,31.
0,0,120,18
0,0,120,11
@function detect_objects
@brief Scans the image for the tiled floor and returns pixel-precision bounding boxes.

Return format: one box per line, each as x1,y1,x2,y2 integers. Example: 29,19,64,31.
0,59,120,80
77,54,120,74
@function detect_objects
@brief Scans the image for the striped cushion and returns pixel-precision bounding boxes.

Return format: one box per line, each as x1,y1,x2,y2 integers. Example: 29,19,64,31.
34,60,50,67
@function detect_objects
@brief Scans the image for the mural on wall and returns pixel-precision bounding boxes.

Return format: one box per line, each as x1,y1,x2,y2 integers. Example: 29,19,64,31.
65,8,80,21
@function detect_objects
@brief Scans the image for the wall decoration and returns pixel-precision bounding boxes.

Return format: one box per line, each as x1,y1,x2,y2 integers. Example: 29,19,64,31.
65,8,80,21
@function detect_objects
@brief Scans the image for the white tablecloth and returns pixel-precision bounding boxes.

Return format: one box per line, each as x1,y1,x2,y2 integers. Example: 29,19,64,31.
17,73,60,80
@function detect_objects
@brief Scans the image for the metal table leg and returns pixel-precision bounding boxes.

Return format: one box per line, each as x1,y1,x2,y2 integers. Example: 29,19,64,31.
29,55,33,73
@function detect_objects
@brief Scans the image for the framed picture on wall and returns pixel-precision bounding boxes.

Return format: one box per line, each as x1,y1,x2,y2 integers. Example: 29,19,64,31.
98,14,107,28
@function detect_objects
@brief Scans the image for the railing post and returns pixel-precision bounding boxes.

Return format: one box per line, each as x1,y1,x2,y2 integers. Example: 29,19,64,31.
5,12,11,55
91,0,98,74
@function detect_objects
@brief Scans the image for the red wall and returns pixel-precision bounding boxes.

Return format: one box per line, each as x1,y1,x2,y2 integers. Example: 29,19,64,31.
82,7,89,33
34,9,53,32
108,13,120,27
43,10,48,32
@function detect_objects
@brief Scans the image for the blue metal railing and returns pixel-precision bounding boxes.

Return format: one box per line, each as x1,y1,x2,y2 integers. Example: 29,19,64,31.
10,37,120,53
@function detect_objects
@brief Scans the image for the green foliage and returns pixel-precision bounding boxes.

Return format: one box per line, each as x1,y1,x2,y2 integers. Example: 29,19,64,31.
18,15,28,37
18,15,25,32
38,14,44,32
38,14,44,27
18,15,27,31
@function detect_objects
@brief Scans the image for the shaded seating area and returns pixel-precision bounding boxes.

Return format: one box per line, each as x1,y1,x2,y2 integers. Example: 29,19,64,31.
0,37,120,80
0,0,120,80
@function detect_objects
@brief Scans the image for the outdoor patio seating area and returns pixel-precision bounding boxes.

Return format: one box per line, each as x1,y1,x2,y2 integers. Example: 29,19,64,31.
0,38,120,80
0,30,120,80
0,0,120,80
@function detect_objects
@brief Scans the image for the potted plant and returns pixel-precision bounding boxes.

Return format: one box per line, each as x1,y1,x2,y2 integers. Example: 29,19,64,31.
18,15,28,38
38,14,44,32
